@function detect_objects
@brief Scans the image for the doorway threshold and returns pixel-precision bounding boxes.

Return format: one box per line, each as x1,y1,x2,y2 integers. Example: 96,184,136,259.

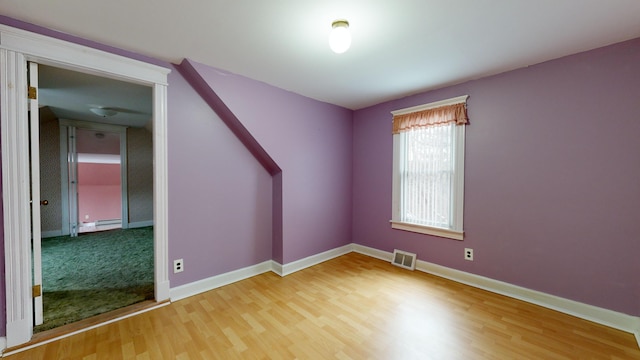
3,300,170,356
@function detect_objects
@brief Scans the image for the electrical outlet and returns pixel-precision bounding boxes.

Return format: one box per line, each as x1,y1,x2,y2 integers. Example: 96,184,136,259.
173,259,184,273
464,248,474,261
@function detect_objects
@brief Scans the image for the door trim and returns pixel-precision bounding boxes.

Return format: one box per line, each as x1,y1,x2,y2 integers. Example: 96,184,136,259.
0,24,171,347
29,62,43,326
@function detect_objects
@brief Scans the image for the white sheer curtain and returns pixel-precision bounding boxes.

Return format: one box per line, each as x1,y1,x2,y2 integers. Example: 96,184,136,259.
400,123,454,228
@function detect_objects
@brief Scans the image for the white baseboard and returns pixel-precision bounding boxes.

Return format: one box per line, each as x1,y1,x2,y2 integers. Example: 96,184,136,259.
170,244,352,301
128,220,153,229
41,230,62,238
352,244,392,262
4,242,634,353
4,318,31,349
271,261,284,276
170,260,273,302
155,280,171,303
96,219,121,226
353,244,640,341
275,244,353,276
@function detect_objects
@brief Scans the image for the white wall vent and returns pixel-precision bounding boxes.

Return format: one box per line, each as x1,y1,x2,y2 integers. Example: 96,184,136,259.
391,249,417,270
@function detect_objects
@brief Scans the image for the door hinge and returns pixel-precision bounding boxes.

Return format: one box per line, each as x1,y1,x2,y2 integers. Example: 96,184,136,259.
32,284,41,298
28,86,37,100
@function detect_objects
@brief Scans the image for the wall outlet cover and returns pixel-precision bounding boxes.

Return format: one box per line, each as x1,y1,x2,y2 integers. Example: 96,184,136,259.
173,259,184,273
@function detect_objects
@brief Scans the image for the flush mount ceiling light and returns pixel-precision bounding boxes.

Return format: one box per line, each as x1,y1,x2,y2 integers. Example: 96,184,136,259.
329,20,351,54
90,107,117,117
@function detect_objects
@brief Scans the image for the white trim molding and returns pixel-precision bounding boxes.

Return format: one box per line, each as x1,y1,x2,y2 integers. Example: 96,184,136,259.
352,244,392,262
390,220,464,240
634,318,640,348
152,82,170,302
170,244,353,302
1,48,34,348
391,95,469,116
0,24,168,86
129,220,154,229
352,244,640,340
390,96,467,241
273,244,353,277
0,24,171,347
170,261,273,302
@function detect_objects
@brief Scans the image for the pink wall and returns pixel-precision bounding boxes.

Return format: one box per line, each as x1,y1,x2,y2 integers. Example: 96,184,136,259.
352,38,640,316
77,163,121,222
78,186,121,222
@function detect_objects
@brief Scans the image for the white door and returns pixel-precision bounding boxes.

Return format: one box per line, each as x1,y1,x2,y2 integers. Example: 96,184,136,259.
28,61,44,326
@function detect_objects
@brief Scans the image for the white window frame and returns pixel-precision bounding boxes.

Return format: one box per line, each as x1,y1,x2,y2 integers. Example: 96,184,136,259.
390,95,468,240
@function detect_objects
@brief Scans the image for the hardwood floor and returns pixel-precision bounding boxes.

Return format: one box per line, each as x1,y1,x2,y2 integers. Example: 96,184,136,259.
4,252,639,359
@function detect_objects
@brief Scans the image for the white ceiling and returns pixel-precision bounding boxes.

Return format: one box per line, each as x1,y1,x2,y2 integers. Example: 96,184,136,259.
4,0,640,110
38,65,152,128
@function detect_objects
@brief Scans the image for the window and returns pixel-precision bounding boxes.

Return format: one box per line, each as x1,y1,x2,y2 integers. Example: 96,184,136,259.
391,96,468,240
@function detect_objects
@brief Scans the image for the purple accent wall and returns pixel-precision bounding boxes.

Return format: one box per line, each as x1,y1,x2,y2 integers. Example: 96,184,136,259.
185,60,354,264
353,38,640,316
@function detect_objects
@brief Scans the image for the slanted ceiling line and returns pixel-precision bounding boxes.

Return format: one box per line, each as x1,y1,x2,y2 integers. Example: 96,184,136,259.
175,59,281,176
177,58,284,264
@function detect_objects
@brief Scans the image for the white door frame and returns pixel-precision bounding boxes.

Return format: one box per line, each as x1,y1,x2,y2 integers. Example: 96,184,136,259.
28,61,44,326
0,24,171,347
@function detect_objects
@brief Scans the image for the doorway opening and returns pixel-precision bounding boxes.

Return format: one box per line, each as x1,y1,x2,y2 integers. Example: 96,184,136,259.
1,23,170,348
34,64,156,332
75,128,124,234
57,123,128,237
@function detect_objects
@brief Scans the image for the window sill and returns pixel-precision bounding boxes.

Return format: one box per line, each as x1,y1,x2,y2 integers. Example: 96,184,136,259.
390,221,464,241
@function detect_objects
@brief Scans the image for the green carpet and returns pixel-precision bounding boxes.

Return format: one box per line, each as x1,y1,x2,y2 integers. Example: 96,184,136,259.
35,227,154,332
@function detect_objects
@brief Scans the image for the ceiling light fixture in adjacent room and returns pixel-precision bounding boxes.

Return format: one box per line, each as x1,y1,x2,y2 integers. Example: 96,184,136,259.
90,107,117,117
329,20,351,54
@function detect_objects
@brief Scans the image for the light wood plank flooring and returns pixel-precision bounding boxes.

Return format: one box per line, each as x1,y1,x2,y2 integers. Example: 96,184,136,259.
5,252,639,359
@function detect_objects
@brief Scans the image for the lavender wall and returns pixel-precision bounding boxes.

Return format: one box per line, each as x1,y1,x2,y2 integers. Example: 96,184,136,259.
187,61,354,264
353,38,640,316
0,120,3,337
0,17,353,337
3,14,636,341
167,67,274,286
